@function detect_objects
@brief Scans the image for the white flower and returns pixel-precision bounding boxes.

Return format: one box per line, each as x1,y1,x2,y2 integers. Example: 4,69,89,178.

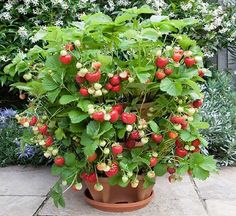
18,27,28,38
181,2,192,11
0,55,10,62
0,12,12,21
4,3,13,11
17,7,27,15
55,20,63,26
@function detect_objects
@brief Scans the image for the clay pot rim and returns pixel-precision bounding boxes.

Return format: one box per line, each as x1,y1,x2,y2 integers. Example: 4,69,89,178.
84,189,154,212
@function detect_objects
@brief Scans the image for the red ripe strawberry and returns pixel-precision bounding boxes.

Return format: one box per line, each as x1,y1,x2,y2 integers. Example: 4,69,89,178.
87,173,97,183
92,62,102,70
109,110,119,123
81,172,89,181
155,71,166,80
105,162,119,177
85,71,101,83
198,69,204,77
59,54,72,64
164,68,173,75
75,74,85,84
192,147,200,153
191,139,201,147
71,184,80,191
168,131,178,139
38,125,48,135
178,50,184,55
112,104,123,115
129,131,140,140
172,53,182,62
184,57,196,67
167,167,176,174
176,148,188,157
151,134,163,143
168,175,175,183
54,156,65,166
112,144,123,155
92,112,104,122
155,57,169,68
150,157,158,167
87,152,97,162
175,139,183,148
29,116,37,126
105,83,113,90
109,75,121,86
181,121,188,130
111,85,121,92
192,99,203,108
121,112,137,124
126,139,136,148
79,87,89,96
188,169,193,176
170,116,185,124
65,43,74,51
45,136,53,147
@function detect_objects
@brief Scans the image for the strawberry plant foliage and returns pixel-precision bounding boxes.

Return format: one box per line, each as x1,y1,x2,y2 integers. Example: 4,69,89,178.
14,7,216,207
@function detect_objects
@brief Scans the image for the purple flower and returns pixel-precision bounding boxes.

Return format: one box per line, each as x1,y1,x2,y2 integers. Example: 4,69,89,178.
0,108,17,118
15,139,36,159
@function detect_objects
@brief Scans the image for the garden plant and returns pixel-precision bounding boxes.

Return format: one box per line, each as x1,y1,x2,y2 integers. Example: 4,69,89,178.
13,7,217,209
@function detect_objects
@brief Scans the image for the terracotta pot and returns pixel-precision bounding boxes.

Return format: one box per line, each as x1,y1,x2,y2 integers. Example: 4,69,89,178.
84,176,154,211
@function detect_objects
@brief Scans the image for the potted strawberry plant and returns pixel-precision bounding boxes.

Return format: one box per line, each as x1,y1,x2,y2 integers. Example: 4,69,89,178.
14,6,217,212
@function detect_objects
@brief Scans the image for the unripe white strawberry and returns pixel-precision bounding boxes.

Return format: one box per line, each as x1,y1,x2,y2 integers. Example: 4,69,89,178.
122,175,129,183
126,125,133,132
32,126,38,131
15,114,20,120
48,146,54,151
165,46,172,51
99,140,106,147
141,137,149,144
94,83,102,90
131,179,139,188
177,106,184,113
178,99,183,104
74,40,81,47
104,114,111,121
97,162,106,171
39,140,45,146
174,62,180,67
44,151,51,158
60,50,67,56
156,49,162,57
152,152,158,157
88,104,94,109
42,115,48,120
103,165,110,172
23,73,32,81
184,51,192,57
62,180,67,186
74,182,82,190
174,46,180,52
88,87,95,95
128,77,134,83
108,73,113,78
52,148,59,156
94,183,103,191
173,124,182,131
103,148,110,155
94,90,102,97
148,107,155,112
127,171,133,178
119,71,128,79
187,116,193,122
23,122,29,127
184,145,190,151
78,68,88,77
138,125,143,129
138,130,145,138
147,170,155,178
147,112,153,117
37,135,44,140
195,56,203,63
76,62,82,69
88,108,95,114
187,107,195,115
189,146,195,151
102,88,108,94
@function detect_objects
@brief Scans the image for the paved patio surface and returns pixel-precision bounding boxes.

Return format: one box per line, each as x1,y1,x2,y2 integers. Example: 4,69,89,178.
0,166,235,216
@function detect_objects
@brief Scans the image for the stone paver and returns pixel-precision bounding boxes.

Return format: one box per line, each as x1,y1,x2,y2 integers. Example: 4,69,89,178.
38,176,208,216
194,167,236,216
1,166,236,216
0,166,57,216
0,166,57,196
